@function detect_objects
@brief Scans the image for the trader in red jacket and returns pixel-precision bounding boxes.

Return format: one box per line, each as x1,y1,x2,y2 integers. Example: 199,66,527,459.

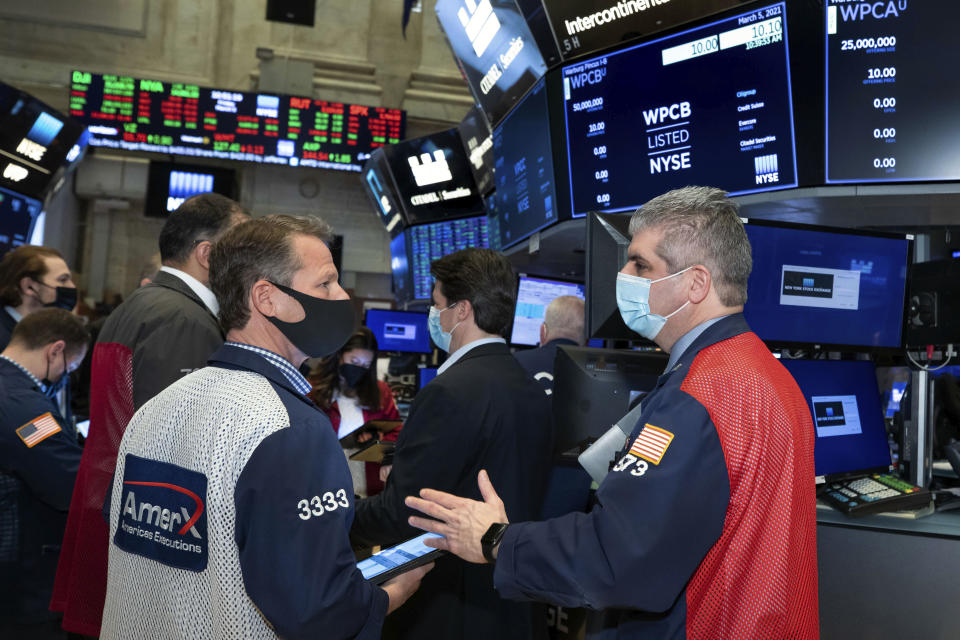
407,187,819,639
51,193,247,636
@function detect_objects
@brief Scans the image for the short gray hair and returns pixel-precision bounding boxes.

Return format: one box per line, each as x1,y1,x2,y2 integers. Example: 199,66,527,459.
628,186,751,306
209,214,334,332
544,295,585,343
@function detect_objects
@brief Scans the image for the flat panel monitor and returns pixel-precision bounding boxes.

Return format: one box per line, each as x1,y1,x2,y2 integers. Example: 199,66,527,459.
743,219,912,350
0,82,87,198
492,78,560,249
457,106,495,196
381,128,484,225
585,211,634,341
365,309,432,354
542,0,748,61
435,0,548,126
362,148,405,236
780,359,893,481
553,346,667,454
825,1,960,183
561,2,798,217
390,216,491,304
905,259,960,347
145,161,236,217
0,186,43,257
70,70,405,172
510,275,585,346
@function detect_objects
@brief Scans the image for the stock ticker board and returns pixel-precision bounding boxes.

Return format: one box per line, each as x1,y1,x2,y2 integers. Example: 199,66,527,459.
69,70,405,172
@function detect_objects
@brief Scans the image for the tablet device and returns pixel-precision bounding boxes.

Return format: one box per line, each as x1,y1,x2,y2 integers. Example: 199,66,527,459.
349,440,395,463
357,532,445,584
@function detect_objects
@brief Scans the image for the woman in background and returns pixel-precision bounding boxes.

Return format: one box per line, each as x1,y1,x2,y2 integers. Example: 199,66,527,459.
310,327,401,497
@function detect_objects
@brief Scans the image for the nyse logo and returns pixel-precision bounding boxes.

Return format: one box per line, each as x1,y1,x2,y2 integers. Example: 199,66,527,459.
16,138,47,162
458,0,501,58
754,153,779,185
408,150,453,187
3,163,29,182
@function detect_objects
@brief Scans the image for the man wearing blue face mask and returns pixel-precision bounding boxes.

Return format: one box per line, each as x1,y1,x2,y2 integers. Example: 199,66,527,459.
353,247,553,640
405,187,819,640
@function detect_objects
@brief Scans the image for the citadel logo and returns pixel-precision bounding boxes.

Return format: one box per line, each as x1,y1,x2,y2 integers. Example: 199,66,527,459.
458,0,501,58
408,150,453,186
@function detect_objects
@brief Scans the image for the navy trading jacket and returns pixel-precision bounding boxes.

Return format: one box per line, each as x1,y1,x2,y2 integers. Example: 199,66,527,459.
99,343,387,640
513,338,578,396
493,315,819,639
0,356,81,624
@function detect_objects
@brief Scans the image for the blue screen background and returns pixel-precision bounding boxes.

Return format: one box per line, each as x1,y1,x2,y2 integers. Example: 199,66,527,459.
366,309,432,354
743,224,909,347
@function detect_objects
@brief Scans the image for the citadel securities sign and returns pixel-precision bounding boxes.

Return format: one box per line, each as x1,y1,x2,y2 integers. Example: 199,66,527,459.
542,0,749,59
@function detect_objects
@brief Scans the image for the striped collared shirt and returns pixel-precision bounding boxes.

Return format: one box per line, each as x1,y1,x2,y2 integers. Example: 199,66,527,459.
223,342,312,396
0,354,44,389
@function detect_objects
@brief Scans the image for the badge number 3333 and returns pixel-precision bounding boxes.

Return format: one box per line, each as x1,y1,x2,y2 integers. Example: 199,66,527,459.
297,489,351,520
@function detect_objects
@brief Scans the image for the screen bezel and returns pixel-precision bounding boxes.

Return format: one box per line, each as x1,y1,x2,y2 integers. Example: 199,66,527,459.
743,217,914,353
363,308,432,354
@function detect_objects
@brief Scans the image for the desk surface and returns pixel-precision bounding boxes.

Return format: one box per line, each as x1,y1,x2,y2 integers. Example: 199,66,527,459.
817,503,960,539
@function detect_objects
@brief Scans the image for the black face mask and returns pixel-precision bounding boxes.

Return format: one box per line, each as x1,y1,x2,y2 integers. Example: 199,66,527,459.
266,281,356,358
339,363,369,388
42,351,69,397
36,282,78,311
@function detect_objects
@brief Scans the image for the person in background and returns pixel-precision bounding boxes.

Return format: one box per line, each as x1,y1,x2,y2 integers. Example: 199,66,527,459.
513,295,585,397
0,245,78,350
137,252,162,287
0,309,89,639
99,214,427,639
310,327,402,497
352,247,554,640
51,193,248,637
406,186,819,639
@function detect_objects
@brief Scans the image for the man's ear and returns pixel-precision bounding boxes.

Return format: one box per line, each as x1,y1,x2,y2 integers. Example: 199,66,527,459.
540,322,548,345
456,299,474,324
249,280,278,319
194,240,214,271
688,265,712,304
46,339,66,360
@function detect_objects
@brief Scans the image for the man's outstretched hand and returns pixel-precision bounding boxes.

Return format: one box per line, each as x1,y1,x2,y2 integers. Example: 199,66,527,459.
405,469,508,564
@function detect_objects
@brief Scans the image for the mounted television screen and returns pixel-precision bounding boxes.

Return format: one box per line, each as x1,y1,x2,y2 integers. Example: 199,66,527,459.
70,70,404,172
457,105,495,196
390,216,491,304
145,161,236,217
743,219,911,350
825,1,960,183
510,276,585,346
362,148,404,236
0,82,87,198
365,309,432,354
0,186,42,257
435,0,548,126
561,2,798,217
380,128,484,225
491,78,560,249
585,211,634,341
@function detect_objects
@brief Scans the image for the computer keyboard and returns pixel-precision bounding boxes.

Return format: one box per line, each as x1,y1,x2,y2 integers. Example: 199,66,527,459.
819,473,931,517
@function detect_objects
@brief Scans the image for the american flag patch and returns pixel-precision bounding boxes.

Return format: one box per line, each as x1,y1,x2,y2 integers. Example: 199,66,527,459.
629,424,674,465
16,412,61,448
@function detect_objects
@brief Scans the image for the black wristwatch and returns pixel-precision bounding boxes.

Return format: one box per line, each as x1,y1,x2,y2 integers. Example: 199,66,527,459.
481,522,509,563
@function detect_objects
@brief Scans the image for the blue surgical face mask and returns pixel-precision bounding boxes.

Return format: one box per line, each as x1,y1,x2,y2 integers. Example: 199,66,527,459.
428,302,461,353
616,267,692,340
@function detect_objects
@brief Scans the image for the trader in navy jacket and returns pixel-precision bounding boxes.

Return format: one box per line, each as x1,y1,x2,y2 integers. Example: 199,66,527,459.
100,215,428,640
513,295,585,397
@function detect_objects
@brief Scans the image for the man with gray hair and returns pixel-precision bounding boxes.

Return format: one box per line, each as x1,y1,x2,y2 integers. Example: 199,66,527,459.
100,215,428,639
405,187,819,639
513,295,585,396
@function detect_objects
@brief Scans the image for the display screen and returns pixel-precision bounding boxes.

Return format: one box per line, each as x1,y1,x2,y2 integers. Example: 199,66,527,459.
0,82,87,198
743,221,910,349
492,78,559,249
357,532,444,581
825,1,960,183
781,359,892,479
363,149,404,236
542,0,749,61
365,309,432,354
419,367,439,388
0,185,42,257
391,217,491,303
457,106,495,196
510,276,585,346
69,70,405,172
381,128,484,225
561,2,798,217
145,161,235,217
435,0,548,126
